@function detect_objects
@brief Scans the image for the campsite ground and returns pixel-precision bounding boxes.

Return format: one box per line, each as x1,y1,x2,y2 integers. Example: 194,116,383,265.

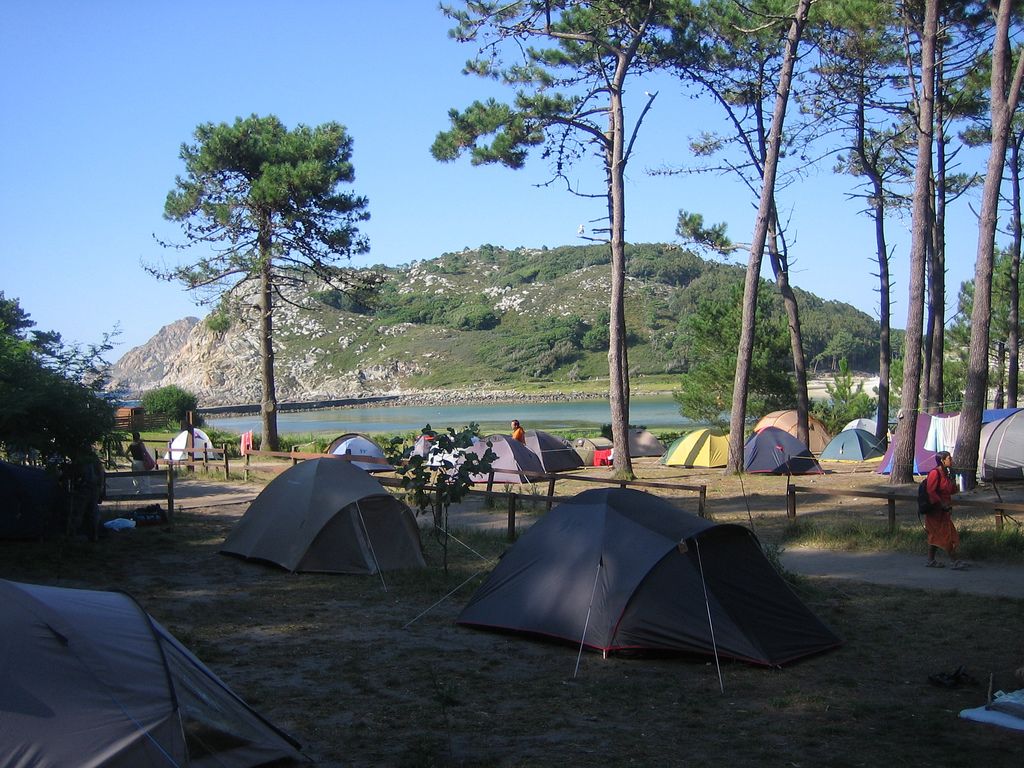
2,460,1023,767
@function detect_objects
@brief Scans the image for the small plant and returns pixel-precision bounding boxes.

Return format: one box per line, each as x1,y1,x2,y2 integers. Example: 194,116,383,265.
385,423,494,574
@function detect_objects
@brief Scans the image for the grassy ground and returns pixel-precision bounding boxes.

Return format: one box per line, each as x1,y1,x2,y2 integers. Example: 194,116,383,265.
8,459,1022,767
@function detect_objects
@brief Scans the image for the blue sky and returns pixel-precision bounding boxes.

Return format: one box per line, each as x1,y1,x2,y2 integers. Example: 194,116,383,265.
1,1,987,362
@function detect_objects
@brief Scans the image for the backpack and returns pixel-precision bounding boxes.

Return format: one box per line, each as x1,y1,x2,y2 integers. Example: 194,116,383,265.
917,475,935,516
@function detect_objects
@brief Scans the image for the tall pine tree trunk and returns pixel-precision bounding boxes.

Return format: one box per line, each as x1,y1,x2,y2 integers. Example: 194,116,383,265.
1009,136,1022,407
891,0,937,486
607,63,633,479
726,0,812,472
257,216,280,452
953,0,1024,489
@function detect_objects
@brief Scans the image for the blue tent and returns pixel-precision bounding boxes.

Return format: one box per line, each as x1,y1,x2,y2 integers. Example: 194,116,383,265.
819,429,886,462
743,428,823,475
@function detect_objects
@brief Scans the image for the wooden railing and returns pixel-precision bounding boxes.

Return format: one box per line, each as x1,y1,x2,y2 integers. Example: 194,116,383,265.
103,467,176,520
788,485,1024,532
241,448,707,541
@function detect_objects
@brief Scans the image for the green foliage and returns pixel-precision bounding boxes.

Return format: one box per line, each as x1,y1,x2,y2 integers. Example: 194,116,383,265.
205,312,231,333
811,359,878,434
673,281,796,427
384,423,494,574
141,385,200,427
0,295,116,461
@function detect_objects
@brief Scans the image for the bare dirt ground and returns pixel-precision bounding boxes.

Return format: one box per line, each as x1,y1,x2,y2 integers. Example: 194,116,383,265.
3,460,1023,767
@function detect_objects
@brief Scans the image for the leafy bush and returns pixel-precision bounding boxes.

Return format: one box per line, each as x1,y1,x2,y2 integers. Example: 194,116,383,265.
141,385,200,427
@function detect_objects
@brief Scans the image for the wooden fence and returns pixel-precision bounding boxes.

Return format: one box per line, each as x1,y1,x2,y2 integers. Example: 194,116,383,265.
103,467,176,520
788,484,1024,532
240,448,708,541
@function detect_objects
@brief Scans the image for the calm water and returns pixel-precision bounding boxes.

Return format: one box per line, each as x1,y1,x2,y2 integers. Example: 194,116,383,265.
205,396,690,437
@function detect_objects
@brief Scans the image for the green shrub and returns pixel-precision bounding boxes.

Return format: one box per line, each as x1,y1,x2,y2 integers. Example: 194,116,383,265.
141,385,200,427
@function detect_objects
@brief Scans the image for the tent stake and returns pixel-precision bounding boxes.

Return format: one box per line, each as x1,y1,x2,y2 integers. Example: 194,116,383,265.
695,538,725,694
573,560,603,680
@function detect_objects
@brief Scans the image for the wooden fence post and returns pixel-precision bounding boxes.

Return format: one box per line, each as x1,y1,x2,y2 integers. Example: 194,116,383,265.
887,497,896,533
507,492,517,542
995,509,1005,532
698,485,707,518
786,485,796,520
222,443,229,479
546,476,556,511
166,466,175,522
244,451,250,482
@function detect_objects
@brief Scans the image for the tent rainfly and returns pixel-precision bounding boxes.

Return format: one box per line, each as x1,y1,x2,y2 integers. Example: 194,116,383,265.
457,488,842,666
164,427,214,461
743,427,823,475
819,429,886,462
524,429,584,473
220,458,425,574
660,429,729,468
627,428,667,457
468,434,545,484
573,436,613,466
326,432,392,472
753,410,832,454
876,412,938,475
0,579,307,767
979,410,1024,480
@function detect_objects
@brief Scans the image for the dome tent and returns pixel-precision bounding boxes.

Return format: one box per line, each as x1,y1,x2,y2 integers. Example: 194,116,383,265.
819,429,886,462
524,429,584,472
468,434,545,484
457,488,841,666
327,432,392,472
743,427,823,475
753,410,831,454
221,458,425,575
0,579,306,767
660,428,729,468
164,427,214,461
979,410,1024,480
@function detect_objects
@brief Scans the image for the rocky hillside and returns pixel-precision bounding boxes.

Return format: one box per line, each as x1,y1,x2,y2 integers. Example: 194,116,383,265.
107,243,881,406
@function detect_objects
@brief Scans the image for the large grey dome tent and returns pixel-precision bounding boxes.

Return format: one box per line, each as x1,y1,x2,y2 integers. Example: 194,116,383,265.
0,579,306,767
221,458,426,574
457,488,841,666
979,409,1024,480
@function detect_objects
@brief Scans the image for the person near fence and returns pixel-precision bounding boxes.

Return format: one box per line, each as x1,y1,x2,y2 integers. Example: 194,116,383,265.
128,432,156,471
511,419,525,444
924,451,964,570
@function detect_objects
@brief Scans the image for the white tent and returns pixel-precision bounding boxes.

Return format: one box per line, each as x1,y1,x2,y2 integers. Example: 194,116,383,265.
164,428,214,461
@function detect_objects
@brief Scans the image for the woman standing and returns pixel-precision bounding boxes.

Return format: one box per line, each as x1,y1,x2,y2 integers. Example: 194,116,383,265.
923,451,965,569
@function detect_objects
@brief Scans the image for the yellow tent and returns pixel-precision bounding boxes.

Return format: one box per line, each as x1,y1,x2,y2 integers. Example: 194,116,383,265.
660,429,729,468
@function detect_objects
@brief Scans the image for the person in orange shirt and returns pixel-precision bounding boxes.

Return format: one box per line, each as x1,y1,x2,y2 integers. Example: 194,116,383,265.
510,419,525,443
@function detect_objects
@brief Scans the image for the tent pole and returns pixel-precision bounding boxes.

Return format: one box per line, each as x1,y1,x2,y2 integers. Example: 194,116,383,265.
354,501,388,593
694,538,725,694
573,559,603,680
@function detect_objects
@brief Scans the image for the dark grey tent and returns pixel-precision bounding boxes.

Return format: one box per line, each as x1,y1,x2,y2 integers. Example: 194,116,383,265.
458,488,841,666
743,427,823,475
0,579,306,767
524,429,584,472
0,461,61,539
221,457,426,574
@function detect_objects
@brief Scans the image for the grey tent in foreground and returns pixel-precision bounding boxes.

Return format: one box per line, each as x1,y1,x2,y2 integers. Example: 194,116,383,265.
525,429,584,472
458,488,841,666
221,457,425,574
0,579,306,768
